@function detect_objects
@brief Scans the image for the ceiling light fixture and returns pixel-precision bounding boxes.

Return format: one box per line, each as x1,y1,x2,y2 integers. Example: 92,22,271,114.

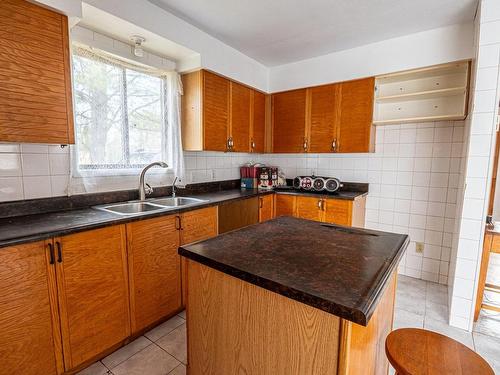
130,35,146,58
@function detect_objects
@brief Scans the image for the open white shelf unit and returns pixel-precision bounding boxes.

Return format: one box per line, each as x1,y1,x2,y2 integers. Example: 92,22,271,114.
373,61,470,125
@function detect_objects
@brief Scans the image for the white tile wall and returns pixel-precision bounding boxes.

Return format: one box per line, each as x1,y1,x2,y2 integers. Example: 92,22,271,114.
448,0,500,332
254,121,465,285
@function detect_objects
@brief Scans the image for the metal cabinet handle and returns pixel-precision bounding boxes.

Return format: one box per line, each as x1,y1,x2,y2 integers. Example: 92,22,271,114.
56,241,62,263
317,199,322,209
251,140,256,150
259,197,263,208
48,243,55,265
303,138,308,152
332,139,337,152
321,199,326,211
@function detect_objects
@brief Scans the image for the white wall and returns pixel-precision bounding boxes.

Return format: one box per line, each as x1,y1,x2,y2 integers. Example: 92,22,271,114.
448,0,500,331
270,23,474,92
82,0,269,92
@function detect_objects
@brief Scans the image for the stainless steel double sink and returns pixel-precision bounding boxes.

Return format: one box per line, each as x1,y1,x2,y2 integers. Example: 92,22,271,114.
93,197,208,216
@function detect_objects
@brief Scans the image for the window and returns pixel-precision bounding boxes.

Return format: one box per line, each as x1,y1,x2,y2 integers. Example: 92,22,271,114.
72,52,165,171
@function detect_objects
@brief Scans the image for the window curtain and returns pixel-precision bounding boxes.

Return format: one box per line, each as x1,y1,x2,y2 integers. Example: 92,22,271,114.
68,45,185,194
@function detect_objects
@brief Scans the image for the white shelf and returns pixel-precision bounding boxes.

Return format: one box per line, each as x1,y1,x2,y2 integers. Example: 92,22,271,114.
374,114,466,125
373,61,470,126
376,87,466,103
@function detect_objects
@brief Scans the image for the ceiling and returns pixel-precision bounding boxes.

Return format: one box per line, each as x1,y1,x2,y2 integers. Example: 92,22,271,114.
149,0,477,66
79,3,199,63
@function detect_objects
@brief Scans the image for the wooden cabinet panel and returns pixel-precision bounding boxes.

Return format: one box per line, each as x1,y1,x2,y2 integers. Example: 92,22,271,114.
230,81,251,152
275,194,296,217
55,226,130,370
252,90,266,153
203,70,229,151
219,197,259,234
127,216,181,334
338,78,375,153
308,84,340,153
259,195,274,222
272,89,307,153
180,207,218,306
324,199,352,226
296,196,324,222
0,241,62,375
0,0,74,144
181,70,202,151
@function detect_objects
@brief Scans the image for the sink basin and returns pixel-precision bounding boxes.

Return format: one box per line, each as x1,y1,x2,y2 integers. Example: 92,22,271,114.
150,196,207,207
94,196,208,216
95,201,166,216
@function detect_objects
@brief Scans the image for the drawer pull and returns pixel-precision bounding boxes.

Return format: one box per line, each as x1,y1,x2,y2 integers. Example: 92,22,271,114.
48,243,55,265
56,241,62,263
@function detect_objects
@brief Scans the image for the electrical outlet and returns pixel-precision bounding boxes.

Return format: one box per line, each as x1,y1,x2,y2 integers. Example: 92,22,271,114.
415,242,424,254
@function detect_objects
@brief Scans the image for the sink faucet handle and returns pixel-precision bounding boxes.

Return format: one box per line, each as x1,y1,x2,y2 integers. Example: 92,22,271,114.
145,183,153,196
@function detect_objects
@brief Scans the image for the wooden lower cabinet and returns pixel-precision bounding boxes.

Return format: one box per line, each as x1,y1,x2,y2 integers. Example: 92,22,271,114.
55,226,130,370
218,197,259,234
0,241,62,375
275,194,296,217
179,207,218,306
127,215,182,334
275,193,366,227
258,194,274,222
296,196,324,221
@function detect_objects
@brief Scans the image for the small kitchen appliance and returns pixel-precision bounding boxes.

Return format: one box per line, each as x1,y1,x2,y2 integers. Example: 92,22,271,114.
292,175,342,193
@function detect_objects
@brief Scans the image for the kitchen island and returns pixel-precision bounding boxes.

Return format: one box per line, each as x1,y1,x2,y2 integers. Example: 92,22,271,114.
179,217,409,375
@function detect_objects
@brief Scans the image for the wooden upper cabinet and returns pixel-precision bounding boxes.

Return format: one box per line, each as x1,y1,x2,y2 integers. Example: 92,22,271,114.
338,77,375,153
55,226,130,370
203,71,230,151
272,89,307,153
230,81,251,152
251,90,266,153
127,216,181,334
0,241,62,375
0,0,74,144
308,84,341,153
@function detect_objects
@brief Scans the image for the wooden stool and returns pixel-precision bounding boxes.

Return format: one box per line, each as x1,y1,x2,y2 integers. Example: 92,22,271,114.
385,328,494,375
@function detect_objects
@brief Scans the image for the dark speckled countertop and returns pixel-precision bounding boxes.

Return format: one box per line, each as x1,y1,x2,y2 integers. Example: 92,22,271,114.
0,188,367,249
179,216,408,326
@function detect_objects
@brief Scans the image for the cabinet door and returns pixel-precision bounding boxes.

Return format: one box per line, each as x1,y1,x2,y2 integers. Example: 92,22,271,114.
324,199,352,226
308,84,340,153
55,226,130,370
0,241,62,375
338,77,375,153
0,0,74,144
127,216,181,334
272,89,307,153
203,71,229,151
259,195,274,222
275,194,296,217
180,207,218,306
230,81,251,152
251,90,266,153
296,196,324,222
219,197,259,234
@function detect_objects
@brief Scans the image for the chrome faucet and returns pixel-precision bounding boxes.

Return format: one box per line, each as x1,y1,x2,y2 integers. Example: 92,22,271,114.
172,177,178,198
138,161,168,201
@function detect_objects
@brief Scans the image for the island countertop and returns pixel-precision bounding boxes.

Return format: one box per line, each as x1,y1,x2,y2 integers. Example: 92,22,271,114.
179,216,409,326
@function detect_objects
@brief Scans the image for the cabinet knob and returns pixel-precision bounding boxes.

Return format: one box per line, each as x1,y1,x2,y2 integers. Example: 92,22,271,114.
332,139,337,152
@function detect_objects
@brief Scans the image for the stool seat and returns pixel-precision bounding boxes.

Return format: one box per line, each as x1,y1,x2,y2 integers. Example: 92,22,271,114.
385,328,494,375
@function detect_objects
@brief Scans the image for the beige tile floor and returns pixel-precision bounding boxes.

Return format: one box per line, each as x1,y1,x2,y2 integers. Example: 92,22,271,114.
78,276,500,375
